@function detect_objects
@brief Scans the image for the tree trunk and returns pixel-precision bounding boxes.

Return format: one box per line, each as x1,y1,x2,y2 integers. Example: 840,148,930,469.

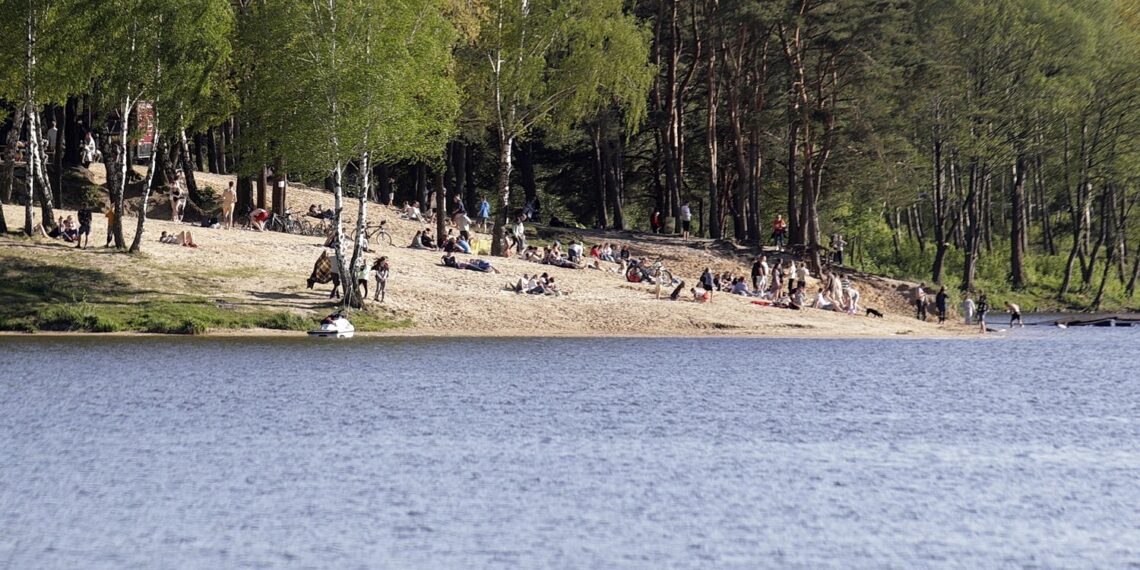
129,128,162,253
193,133,206,172
930,135,948,284
434,169,447,244
1010,156,1027,289
4,106,25,223
518,140,538,220
272,157,286,215
453,142,468,209
218,118,231,174
378,163,391,205
257,165,268,210
27,106,57,228
591,126,608,229
607,136,625,230
345,153,369,309
206,126,219,173
415,162,428,210
63,96,82,167
110,97,132,249
786,104,799,244
178,128,202,206
490,135,513,256
961,160,982,292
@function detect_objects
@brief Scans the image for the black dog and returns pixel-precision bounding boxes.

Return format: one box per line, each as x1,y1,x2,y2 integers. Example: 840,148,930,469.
866,308,884,318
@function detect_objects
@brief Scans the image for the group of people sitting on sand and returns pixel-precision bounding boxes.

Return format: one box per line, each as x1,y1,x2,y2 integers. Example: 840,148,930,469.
508,272,565,296
683,257,860,313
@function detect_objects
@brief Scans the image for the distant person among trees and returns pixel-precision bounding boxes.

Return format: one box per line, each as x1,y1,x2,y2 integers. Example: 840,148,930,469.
651,211,662,234
771,215,787,250
81,132,101,166
830,232,847,265
680,202,692,240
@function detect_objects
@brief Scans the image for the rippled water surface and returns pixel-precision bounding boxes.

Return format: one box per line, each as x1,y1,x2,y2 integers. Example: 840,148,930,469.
2,331,1139,568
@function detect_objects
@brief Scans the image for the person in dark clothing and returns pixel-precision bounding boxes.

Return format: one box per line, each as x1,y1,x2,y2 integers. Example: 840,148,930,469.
700,268,715,293
76,207,93,249
976,292,989,333
935,286,949,325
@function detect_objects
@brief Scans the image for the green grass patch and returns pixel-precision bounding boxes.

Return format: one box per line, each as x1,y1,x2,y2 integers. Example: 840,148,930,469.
0,254,407,334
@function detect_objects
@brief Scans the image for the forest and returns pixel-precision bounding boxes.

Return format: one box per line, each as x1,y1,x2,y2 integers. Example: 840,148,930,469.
2,0,1139,310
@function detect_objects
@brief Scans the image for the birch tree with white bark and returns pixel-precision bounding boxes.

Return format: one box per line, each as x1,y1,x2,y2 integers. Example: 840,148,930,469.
246,0,458,308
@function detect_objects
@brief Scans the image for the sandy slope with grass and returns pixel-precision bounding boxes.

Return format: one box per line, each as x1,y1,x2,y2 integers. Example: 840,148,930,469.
1,165,974,337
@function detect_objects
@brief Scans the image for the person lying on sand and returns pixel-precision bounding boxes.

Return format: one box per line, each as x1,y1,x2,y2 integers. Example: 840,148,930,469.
442,253,498,273
159,230,199,247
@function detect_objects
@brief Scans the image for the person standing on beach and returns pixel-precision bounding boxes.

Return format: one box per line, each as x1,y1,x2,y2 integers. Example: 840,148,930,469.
477,198,491,232
76,206,92,249
961,294,976,325
976,292,989,333
372,256,390,302
915,284,928,321
680,203,692,240
103,206,116,247
221,181,237,228
1006,301,1023,328
935,286,949,325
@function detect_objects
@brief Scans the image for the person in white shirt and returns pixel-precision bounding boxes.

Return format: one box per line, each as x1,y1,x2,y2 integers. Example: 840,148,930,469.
680,202,692,240
45,121,58,152
796,263,809,288
961,295,976,325
513,218,527,254
567,241,584,262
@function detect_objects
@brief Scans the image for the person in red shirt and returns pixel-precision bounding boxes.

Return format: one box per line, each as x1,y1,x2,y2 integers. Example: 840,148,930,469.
771,214,788,250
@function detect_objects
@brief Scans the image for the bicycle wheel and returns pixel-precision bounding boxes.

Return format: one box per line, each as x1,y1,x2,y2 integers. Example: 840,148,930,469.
298,220,313,235
658,269,674,286
376,231,393,247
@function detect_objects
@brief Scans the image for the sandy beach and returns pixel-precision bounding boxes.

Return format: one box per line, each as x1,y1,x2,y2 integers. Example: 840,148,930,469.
1,166,973,338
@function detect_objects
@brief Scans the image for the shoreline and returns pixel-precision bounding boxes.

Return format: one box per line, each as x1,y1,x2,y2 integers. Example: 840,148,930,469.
0,326,986,340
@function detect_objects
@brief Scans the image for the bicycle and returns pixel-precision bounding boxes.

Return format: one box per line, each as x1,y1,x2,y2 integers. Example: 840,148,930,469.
350,220,394,249
625,258,675,286
267,210,306,234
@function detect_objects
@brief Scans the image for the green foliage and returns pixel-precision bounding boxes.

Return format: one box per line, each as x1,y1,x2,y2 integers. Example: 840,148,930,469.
242,0,460,176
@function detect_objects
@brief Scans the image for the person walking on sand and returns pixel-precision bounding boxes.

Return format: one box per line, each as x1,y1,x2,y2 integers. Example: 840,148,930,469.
1006,301,1023,328
680,202,692,240
961,293,976,326
915,283,928,321
935,286,949,325
221,181,237,228
976,292,989,333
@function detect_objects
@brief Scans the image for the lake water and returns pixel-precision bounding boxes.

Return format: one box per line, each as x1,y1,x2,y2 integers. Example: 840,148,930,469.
2,331,1139,568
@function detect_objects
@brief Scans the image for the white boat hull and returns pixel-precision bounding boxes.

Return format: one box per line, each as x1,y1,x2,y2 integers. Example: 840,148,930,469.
308,316,355,338
307,329,355,338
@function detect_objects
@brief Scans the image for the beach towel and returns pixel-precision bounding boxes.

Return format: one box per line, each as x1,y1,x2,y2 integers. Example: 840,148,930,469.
307,251,334,288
